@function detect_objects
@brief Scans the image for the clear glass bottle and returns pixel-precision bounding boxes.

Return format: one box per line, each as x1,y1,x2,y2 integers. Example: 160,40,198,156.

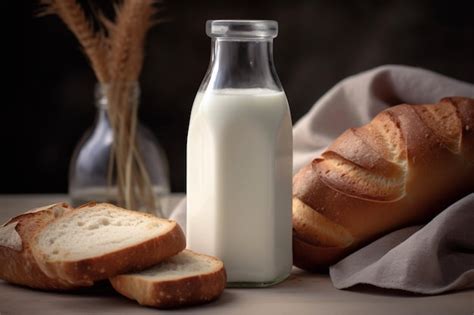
186,20,293,287
69,83,170,214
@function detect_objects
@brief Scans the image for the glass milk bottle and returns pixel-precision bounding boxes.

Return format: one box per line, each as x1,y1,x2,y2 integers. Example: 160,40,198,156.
186,20,293,287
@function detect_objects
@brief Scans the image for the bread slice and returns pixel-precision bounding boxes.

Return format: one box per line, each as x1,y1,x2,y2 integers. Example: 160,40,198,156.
31,202,186,285
110,250,226,309
0,203,84,290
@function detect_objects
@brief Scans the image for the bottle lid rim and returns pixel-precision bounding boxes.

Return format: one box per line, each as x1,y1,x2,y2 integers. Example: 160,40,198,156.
206,20,278,39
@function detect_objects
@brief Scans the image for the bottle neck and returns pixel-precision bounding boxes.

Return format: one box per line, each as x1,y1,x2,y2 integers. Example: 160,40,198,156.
201,38,282,91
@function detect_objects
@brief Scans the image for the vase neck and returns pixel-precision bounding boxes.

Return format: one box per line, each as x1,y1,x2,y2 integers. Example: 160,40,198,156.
94,82,140,110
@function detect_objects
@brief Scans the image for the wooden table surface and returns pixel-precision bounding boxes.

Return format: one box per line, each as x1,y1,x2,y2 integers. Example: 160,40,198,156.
0,195,472,315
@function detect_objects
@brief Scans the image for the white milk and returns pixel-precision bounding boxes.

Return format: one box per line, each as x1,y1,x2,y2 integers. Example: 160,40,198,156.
186,88,292,284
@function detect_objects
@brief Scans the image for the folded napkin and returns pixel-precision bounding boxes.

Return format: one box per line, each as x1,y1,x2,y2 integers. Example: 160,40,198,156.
170,65,474,294
330,194,474,294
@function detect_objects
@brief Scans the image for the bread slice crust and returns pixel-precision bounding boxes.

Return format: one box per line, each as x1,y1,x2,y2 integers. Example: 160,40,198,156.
0,203,87,290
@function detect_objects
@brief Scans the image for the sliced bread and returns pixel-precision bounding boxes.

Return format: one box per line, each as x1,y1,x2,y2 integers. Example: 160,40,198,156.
0,203,84,289
31,202,186,285
110,249,226,308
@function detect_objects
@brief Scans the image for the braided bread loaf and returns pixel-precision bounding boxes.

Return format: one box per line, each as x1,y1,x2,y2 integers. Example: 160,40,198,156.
292,97,474,270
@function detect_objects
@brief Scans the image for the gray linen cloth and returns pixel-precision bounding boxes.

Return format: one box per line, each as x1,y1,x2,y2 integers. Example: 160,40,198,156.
170,65,474,294
330,194,474,294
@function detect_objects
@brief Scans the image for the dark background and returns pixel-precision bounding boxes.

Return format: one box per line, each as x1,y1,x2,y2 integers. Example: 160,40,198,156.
9,0,474,193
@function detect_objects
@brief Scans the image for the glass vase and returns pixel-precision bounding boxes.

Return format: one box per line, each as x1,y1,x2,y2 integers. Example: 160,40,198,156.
68,83,170,215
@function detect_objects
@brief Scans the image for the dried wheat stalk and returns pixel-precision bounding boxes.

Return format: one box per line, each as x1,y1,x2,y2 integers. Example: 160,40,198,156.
108,0,157,82
40,0,161,214
39,0,110,83
106,0,159,212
